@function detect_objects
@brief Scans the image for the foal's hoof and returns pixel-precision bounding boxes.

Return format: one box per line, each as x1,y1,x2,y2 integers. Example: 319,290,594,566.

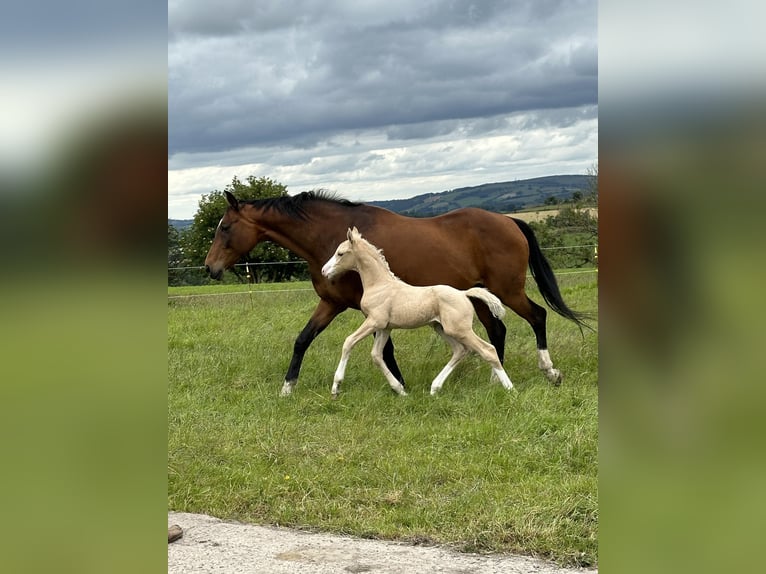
548,370,563,386
331,393,339,401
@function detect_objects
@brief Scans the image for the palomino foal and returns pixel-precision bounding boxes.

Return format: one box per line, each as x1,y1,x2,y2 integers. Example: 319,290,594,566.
321,227,513,397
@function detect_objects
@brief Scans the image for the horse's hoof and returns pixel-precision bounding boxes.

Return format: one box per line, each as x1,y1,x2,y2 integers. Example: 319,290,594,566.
550,371,563,386
331,393,339,401
280,380,295,396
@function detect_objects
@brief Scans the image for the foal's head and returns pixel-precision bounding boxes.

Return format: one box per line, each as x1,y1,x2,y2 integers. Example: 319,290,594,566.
321,227,364,279
322,227,396,282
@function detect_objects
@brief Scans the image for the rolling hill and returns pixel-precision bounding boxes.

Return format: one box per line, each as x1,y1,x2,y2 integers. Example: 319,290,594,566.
368,175,591,216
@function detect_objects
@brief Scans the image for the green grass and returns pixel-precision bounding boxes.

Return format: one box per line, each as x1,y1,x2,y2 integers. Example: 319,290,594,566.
168,272,598,567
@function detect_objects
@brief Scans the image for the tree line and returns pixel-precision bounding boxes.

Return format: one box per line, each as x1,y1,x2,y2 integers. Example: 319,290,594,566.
168,176,309,286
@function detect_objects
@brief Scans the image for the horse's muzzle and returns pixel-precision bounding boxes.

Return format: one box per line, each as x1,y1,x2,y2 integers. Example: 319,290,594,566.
206,265,223,281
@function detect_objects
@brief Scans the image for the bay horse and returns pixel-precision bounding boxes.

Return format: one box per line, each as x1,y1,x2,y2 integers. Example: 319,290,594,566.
204,190,589,395
322,227,513,397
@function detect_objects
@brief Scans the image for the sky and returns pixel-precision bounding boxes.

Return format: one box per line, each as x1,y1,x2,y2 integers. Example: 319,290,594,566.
168,0,597,219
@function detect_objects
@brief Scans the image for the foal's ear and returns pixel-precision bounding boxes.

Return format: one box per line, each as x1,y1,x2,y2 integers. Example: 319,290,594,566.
224,191,239,211
347,227,355,242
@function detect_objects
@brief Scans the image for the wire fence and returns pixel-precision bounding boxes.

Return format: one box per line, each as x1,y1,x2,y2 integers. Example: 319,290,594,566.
168,244,598,287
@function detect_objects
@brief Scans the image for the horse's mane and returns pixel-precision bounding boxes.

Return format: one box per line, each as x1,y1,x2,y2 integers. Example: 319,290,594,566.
245,190,360,220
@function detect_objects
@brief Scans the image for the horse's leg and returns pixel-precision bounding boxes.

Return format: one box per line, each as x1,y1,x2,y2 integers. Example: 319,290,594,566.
370,330,407,396
505,292,562,385
281,299,346,396
380,335,406,388
332,319,377,398
451,328,513,390
472,299,507,364
429,326,468,395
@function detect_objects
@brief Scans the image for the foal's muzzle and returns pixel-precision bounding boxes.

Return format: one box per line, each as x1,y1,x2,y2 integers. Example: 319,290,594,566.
321,261,335,279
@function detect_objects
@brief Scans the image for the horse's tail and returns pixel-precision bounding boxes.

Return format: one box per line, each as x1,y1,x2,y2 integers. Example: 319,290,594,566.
465,287,506,320
511,217,593,332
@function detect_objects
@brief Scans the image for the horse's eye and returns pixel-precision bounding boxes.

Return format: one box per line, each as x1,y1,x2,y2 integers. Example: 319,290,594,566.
220,224,230,232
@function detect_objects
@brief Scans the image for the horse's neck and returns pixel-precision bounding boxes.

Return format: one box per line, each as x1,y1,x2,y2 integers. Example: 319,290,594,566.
354,246,397,289
248,204,343,262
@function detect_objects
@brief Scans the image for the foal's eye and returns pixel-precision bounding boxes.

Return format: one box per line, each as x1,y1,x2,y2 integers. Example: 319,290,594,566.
220,224,230,232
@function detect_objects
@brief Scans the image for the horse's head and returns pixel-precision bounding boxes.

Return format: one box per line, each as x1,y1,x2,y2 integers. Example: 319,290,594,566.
204,191,264,280
321,227,363,279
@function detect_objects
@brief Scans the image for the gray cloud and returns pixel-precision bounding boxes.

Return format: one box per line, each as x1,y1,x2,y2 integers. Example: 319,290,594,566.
169,0,596,156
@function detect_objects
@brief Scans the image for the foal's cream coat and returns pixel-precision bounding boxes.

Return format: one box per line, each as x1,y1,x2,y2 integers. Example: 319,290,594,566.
321,227,513,396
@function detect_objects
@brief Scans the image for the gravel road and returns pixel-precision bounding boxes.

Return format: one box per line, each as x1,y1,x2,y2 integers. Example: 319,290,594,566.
168,512,595,574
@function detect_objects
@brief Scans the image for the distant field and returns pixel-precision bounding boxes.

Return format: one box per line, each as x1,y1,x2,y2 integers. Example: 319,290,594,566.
508,207,599,223
168,272,598,566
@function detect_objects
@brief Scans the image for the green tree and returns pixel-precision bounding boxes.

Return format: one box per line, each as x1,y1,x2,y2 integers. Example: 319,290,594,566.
585,162,598,205
529,205,598,269
168,222,182,285
168,222,181,266
183,176,307,284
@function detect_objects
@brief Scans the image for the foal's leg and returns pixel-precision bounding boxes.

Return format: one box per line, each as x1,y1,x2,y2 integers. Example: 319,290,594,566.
282,299,346,396
332,319,377,398
506,293,562,385
452,330,513,390
429,327,469,395
370,330,407,396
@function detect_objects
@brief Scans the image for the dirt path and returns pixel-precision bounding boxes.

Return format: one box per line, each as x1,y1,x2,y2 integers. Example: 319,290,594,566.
168,512,595,574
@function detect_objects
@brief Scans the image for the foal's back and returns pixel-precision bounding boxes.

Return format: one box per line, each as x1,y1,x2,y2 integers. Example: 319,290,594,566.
363,281,474,330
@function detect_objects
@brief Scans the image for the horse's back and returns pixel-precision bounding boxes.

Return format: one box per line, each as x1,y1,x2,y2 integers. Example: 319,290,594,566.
363,207,528,289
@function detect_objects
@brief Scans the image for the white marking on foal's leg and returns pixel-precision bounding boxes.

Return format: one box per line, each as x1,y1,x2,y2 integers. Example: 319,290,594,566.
371,331,407,396
280,380,296,396
332,354,350,398
492,367,514,390
430,362,456,395
459,333,513,391
537,349,562,385
429,334,467,395
331,322,375,398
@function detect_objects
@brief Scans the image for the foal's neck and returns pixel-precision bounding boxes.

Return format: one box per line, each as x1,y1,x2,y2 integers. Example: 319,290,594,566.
354,245,398,290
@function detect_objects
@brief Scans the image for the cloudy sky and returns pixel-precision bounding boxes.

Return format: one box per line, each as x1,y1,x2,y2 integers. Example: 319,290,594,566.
168,0,597,219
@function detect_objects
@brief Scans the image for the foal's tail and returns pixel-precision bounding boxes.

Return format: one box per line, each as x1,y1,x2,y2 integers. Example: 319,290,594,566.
511,217,593,332
465,288,506,320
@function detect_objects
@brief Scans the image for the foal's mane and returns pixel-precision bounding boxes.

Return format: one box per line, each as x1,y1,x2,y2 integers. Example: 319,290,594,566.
245,190,360,220
354,234,400,281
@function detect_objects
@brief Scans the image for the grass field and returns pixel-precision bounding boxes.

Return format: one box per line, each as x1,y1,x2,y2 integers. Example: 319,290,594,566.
168,271,598,567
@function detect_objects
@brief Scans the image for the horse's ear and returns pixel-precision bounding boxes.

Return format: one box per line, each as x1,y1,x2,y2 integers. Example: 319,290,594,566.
225,191,239,211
